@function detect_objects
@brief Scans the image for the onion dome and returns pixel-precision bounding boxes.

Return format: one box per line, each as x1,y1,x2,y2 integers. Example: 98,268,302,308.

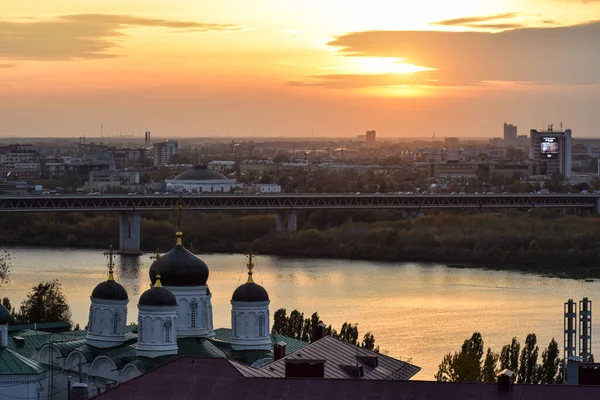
0,304,10,324
173,164,227,181
92,246,128,301
149,232,209,287
139,276,177,307
232,254,269,302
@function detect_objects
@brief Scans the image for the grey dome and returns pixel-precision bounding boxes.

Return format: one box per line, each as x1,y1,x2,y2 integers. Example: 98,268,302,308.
174,165,227,181
0,304,10,324
139,286,177,307
232,282,269,302
92,280,128,301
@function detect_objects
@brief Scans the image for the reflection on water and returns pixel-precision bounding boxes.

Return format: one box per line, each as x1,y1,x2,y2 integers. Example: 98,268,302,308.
2,246,600,381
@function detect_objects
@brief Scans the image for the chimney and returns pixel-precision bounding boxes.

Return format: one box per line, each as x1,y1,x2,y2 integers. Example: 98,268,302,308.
497,369,515,392
274,341,286,361
70,383,89,400
315,322,327,341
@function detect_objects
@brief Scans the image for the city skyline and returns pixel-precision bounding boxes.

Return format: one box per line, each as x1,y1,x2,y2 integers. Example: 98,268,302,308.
1,1,600,137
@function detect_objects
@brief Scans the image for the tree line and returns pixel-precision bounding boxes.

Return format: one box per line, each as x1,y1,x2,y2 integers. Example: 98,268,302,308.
272,308,379,352
435,332,562,384
2,210,600,274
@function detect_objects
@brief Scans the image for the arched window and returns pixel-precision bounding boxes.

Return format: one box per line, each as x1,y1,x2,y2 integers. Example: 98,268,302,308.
138,316,143,342
190,300,198,328
165,318,172,342
88,307,94,332
232,312,237,336
113,311,120,334
258,314,264,337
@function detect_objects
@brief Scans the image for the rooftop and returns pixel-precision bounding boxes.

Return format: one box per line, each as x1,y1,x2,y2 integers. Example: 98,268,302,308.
97,357,600,400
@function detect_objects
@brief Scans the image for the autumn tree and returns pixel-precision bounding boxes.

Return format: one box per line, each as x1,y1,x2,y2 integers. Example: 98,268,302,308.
0,250,10,286
18,280,71,324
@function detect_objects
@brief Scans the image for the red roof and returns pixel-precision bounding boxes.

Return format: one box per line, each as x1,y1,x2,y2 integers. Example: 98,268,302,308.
98,357,600,400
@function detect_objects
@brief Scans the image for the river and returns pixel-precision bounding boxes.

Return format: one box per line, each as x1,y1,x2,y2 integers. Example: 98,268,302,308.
1,246,598,380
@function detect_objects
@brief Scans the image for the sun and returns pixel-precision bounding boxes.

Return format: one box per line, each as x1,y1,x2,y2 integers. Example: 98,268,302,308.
344,57,433,74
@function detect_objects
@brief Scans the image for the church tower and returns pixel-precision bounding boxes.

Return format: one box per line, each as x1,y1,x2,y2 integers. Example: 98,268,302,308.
136,274,178,358
0,303,9,348
86,246,129,348
148,197,214,338
231,254,271,351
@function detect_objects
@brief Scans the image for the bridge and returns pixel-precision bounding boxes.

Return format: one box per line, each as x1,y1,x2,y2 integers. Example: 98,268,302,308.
2,194,597,253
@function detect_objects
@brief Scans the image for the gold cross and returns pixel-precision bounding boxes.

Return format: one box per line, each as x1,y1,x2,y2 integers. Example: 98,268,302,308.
173,194,186,232
246,252,255,283
104,245,115,280
150,247,161,261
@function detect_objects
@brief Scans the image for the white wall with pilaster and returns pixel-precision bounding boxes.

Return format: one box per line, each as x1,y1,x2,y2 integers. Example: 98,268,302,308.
136,305,178,358
86,297,128,348
231,300,271,351
162,286,214,338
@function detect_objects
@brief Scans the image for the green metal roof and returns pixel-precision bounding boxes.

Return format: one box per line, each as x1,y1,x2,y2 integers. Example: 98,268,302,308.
8,321,72,332
213,328,309,354
0,348,45,375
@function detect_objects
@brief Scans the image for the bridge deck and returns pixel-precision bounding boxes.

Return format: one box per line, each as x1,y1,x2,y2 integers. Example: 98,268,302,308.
0,194,596,212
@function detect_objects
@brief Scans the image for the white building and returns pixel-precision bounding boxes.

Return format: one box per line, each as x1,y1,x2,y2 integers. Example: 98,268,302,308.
165,165,239,193
208,160,236,173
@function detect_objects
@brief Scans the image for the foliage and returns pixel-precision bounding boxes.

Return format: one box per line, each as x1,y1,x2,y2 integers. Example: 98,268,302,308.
500,337,520,373
271,308,379,351
518,334,539,384
435,332,484,382
0,250,11,286
17,280,71,324
538,339,561,384
482,348,500,382
438,332,562,384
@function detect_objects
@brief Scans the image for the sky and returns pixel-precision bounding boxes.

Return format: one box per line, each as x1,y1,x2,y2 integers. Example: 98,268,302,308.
1,0,600,138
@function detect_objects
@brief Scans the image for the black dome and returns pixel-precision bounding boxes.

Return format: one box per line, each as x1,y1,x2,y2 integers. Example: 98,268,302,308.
0,304,10,324
149,235,209,287
173,165,227,181
232,282,269,302
91,280,128,301
139,286,177,307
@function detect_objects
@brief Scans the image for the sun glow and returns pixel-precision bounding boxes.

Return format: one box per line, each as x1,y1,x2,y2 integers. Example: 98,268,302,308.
344,57,434,74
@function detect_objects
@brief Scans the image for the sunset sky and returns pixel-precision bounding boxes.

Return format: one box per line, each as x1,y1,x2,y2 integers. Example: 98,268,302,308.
1,1,600,138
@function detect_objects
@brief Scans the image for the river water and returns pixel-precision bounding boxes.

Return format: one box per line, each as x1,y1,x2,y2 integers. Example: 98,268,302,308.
1,246,598,380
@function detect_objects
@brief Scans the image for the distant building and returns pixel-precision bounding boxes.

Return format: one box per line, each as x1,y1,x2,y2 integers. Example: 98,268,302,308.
504,123,518,147
489,138,504,147
153,140,179,166
529,125,572,178
165,164,239,193
444,137,459,149
87,170,142,192
0,144,41,179
208,160,236,173
366,130,376,146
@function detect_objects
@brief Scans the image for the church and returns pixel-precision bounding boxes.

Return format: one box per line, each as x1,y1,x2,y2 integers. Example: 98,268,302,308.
0,229,420,399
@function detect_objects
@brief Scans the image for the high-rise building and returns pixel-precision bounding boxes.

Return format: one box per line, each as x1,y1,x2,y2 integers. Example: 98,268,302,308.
529,125,572,178
366,130,376,146
504,123,517,147
152,140,179,166
445,137,459,148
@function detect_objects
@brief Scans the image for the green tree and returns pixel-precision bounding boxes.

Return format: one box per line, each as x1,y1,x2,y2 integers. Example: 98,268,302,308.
538,338,561,384
435,332,484,382
361,332,379,352
272,308,287,334
482,348,499,382
500,337,520,373
2,297,11,312
518,333,539,383
17,280,71,324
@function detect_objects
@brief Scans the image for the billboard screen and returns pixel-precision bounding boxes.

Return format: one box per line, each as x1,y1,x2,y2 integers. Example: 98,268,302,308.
540,137,559,159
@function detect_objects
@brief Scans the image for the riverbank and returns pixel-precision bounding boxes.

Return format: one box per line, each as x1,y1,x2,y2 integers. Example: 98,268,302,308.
1,211,599,280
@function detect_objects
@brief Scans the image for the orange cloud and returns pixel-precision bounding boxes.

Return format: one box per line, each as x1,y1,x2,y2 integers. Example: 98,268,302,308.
0,14,242,61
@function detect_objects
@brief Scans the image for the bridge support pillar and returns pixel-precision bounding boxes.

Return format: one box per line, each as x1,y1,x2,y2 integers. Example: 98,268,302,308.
287,211,297,232
119,213,141,254
275,212,297,232
596,198,600,215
